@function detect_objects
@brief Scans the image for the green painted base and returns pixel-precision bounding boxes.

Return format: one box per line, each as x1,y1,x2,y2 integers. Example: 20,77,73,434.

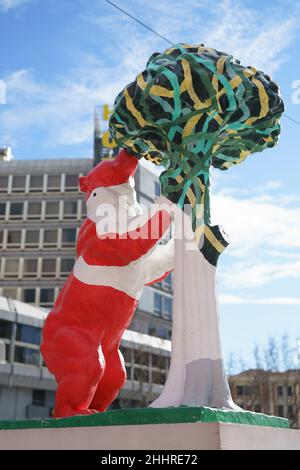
0,406,288,430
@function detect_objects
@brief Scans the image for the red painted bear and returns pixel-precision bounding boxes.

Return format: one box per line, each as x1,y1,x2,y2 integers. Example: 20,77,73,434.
41,149,174,417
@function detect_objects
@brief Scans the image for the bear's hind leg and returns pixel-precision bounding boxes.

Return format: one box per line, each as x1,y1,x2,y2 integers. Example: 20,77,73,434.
43,327,106,418
89,348,126,412
54,351,103,418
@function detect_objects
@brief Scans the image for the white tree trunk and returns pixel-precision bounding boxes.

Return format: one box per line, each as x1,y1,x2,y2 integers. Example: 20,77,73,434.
150,204,239,409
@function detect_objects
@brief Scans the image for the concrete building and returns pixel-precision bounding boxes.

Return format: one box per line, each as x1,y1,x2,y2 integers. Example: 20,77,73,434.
0,156,173,340
229,369,300,429
0,296,171,420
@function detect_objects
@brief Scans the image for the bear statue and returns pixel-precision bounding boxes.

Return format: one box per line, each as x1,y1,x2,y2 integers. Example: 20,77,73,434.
41,149,174,417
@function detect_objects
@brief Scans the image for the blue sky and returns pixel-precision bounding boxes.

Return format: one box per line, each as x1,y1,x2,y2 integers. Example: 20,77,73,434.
1,0,300,369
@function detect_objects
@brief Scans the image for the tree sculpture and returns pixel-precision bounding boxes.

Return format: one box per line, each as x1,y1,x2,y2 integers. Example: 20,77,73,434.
109,43,284,409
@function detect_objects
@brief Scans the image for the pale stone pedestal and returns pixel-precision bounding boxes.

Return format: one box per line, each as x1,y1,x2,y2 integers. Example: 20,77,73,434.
0,422,300,450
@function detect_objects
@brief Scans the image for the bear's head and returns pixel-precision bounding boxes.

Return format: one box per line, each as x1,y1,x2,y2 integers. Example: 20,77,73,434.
80,149,141,225
79,149,138,196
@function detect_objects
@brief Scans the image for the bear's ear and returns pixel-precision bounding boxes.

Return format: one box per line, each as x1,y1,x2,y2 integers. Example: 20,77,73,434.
79,176,88,192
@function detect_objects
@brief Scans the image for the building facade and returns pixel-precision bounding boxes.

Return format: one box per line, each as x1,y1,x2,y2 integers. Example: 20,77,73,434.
0,156,173,340
229,369,300,429
0,296,171,420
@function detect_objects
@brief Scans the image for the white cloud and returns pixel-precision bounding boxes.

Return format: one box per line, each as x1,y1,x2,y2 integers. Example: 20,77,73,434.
220,259,300,289
220,294,300,305
213,190,300,255
99,0,300,73
199,0,299,73
212,182,300,289
211,176,286,199
0,64,131,148
0,0,32,12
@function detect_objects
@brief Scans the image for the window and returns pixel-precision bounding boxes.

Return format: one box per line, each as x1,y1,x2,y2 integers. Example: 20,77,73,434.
45,201,59,219
3,343,9,361
40,288,54,306
163,273,172,290
154,293,162,315
0,230,3,246
0,202,6,217
25,230,40,247
288,405,294,420
154,181,160,197
23,259,38,277
63,201,77,218
9,202,23,218
277,405,284,417
12,175,26,192
277,386,283,397
32,389,45,406
0,176,8,192
157,325,169,338
22,288,36,303
14,346,40,366
126,366,132,380
16,324,41,345
287,385,293,396
2,288,18,300
133,350,149,366
4,259,19,277
152,354,166,368
81,203,87,219
65,174,78,191
42,258,56,277
133,368,149,382
47,175,61,191
60,258,74,276
0,319,12,339
163,297,172,319
27,202,41,219
30,175,43,191
148,324,157,336
43,230,57,246
154,293,172,318
7,230,21,246
62,228,76,245
152,370,165,385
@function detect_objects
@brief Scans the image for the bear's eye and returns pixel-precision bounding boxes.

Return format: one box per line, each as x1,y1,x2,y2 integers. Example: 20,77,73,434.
93,192,96,197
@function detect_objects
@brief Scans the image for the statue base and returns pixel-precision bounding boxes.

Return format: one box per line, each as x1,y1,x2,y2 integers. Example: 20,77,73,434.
1,407,299,450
